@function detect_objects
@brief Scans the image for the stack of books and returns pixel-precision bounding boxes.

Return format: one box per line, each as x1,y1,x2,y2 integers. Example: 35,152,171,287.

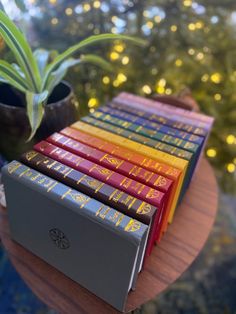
2,92,214,312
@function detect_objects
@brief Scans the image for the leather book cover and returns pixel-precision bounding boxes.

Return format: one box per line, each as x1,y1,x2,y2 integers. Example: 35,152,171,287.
99,105,204,146
2,161,149,311
71,121,188,224
110,96,208,136
34,141,165,246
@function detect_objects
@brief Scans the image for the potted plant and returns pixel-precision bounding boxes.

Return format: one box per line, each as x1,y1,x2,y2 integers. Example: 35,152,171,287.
0,10,145,160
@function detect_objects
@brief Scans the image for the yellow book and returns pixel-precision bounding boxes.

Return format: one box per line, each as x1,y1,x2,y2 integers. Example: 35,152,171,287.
72,121,189,223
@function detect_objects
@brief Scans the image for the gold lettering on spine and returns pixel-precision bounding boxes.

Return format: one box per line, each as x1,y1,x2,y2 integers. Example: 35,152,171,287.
61,189,90,207
125,219,141,232
146,189,160,199
136,203,152,214
25,151,38,161
115,214,124,226
47,182,58,192
7,162,22,174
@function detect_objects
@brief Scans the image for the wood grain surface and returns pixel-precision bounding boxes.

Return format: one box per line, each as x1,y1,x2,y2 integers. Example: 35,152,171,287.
0,158,218,314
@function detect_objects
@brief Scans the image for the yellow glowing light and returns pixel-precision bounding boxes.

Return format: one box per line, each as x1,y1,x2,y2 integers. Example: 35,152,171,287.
117,73,127,83
83,3,91,11
156,86,165,94
110,51,119,60
188,23,196,31
102,76,110,84
171,25,177,32
113,80,120,87
88,98,98,108
158,78,166,87
214,93,222,101
211,73,222,84
227,163,235,173
114,44,125,53
143,10,149,17
226,134,235,145
206,148,217,158
90,108,95,113
183,0,192,7
65,7,73,15
196,21,204,29
142,85,152,94
146,21,154,29
111,16,118,23
93,0,101,8
188,48,195,55
49,0,57,4
51,18,58,25
201,74,209,82
165,88,172,95
111,27,117,34
121,56,129,65
196,52,204,60
154,16,162,23
175,59,183,67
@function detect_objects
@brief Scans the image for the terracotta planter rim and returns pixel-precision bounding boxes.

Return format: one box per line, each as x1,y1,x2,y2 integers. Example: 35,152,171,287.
0,80,73,112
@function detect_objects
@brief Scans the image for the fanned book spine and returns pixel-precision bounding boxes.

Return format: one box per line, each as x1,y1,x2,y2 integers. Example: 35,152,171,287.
34,141,165,247
2,161,148,311
109,99,208,136
71,121,188,224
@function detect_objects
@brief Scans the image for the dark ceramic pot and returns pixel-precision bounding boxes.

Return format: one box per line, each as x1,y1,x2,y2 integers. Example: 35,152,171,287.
0,81,79,160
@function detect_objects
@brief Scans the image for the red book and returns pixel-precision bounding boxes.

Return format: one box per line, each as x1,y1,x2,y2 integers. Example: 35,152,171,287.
47,133,173,194
34,141,165,252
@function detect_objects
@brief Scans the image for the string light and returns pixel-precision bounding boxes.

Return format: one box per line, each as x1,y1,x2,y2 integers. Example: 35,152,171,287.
154,16,162,23
226,134,235,145
93,1,101,9
146,21,154,29
196,21,204,29
113,79,120,87
114,43,125,53
83,3,91,11
175,59,183,67
206,148,217,158
211,73,222,84
110,51,119,60
171,25,177,32
122,56,129,65
90,108,95,113
51,18,58,25
158,78,166,87
143,10,150,17
117,73,127,83
183,0,192,7
227,163,235,173
142,85,152,94
102,76,110,84
201,74,209,82
165,88,172,95
111,16,118,23
49,0,57,4
151,68,158,75
156,86,165,94
65,8,73,15
88,98,99,108
214,93,222,101
196,52,204,60
188,23,196,31
188,48,195,55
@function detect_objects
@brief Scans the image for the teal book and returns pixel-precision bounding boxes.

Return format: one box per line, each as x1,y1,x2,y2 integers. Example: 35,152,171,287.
2,161,149,312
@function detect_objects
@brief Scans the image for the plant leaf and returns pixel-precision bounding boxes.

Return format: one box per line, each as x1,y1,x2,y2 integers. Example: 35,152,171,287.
0,60,28,92
26,90,48,141
80,54,113,72
33,49,51,77
46,58,81,94
42,33,146,89
0,10,41,92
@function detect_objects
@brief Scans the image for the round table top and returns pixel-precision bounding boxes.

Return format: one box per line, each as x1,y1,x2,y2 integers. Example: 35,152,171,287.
0,158,218,314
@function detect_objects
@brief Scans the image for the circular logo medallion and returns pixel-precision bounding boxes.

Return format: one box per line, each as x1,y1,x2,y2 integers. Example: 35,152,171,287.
49,228,70,250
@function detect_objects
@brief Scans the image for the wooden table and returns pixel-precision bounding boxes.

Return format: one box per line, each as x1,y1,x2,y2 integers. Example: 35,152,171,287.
0,158,218,314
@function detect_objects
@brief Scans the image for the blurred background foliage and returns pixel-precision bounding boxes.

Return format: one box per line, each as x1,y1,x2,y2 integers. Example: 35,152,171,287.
0,0,236,192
